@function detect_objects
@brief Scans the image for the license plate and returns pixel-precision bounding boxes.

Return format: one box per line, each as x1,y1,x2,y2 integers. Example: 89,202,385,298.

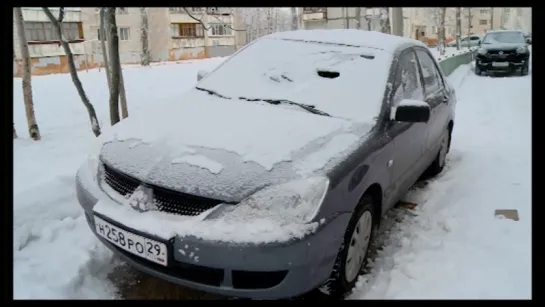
492,62,509,67
94,216,168,266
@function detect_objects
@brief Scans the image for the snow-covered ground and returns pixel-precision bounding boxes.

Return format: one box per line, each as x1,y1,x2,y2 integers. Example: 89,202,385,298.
14,50,531,299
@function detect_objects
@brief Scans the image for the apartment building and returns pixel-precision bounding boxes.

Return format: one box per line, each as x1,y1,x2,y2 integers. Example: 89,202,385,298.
13,7,89,76
14,7,238,76
302,7,384,32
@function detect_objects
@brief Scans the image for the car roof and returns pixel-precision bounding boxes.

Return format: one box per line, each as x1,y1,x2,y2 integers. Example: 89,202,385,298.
486,30,524,35
265,29,427,54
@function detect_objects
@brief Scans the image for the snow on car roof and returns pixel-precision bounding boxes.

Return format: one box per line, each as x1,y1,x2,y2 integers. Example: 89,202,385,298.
266,29,427,53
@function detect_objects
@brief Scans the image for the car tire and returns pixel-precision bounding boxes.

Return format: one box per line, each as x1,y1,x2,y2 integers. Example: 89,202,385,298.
427,129,450,177
319,195,377,298
521,63,529,76
474,65,483,76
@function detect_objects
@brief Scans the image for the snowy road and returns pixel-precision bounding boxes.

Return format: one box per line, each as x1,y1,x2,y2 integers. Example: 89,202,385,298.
13,56,531,299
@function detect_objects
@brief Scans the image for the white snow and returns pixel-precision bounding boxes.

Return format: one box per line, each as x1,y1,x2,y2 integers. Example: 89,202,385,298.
198,35,393,122
14,44,531,299
171,155,224,175
295,133,361,176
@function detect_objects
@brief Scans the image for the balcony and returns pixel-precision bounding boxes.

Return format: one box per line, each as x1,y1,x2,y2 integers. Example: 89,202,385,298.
303,7,327,14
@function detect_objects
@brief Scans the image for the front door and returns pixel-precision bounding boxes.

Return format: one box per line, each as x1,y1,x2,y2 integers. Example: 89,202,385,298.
386,49,428,205
414,48,450,154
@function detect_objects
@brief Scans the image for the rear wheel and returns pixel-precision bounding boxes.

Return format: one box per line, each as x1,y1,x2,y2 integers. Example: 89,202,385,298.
320,196,377,298
427,129,450,177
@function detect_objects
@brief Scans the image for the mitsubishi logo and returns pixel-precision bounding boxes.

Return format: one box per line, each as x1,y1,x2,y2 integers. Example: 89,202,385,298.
126,185,156,212
499,51,504,55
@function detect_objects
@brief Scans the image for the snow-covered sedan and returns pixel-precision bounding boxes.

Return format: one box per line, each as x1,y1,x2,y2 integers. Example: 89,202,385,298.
76,30,457,299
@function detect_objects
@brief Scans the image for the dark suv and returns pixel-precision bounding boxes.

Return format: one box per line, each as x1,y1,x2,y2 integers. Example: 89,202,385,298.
475,30,530,76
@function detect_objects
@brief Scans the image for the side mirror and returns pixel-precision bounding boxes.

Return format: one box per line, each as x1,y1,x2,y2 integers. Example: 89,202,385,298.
391,99,430,123
526,38,531,44
197,69,208,81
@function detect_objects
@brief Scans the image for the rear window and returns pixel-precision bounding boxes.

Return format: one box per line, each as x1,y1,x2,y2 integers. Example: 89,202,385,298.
198,37,393,122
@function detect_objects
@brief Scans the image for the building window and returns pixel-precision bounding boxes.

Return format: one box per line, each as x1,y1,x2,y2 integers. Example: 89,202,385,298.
479,19,488,25
119,27,130,41
189,7,203,12
504,8,511,13
24,22,83,42
210,24,232,36
480,9,490,15
170,23,204,37
118,7,128,15
207,7,219,14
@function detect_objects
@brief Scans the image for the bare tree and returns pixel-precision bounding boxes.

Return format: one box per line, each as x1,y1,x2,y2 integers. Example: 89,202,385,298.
380,7,391,34
489,7,494,31
14,7,41,140
290,7,298,30
99,8,111,88
140,7,150,66
467,8,472,49
392,7,404,36
43,7,101,136
455,8,462,50
355,7,362,29
104,7,121,125
438,7,447,55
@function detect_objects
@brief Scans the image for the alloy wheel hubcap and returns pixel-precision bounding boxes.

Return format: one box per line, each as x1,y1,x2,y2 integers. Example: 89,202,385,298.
345,211,373,283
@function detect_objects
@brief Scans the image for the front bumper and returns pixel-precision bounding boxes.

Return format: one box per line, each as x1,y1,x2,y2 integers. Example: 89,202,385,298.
75,167,350,299
476,53,529,71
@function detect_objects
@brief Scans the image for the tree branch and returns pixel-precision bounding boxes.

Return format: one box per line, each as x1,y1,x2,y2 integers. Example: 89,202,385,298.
58,7,65,22
182,7,210,30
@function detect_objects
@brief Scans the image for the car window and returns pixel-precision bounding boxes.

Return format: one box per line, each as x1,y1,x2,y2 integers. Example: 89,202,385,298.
470,37,481,41
391,50,424,106
461,37,469,42
415,49,443,95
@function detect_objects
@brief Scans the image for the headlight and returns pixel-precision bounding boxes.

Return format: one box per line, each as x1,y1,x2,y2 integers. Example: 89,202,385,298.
516,46,528,54
221,177,330,224
477,48,487,55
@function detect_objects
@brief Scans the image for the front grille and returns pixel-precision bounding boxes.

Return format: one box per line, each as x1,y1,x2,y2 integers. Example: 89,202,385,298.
103,164,140,196
102,163,223,216
153,186,222,216
487,50,516,55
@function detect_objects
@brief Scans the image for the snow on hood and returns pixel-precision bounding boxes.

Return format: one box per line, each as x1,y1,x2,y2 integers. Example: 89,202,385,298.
198,36,392,123
99,90,368,202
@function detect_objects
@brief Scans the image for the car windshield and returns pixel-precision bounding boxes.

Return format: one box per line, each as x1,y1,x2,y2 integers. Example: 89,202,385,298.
482,32,525,44
196,37,393,122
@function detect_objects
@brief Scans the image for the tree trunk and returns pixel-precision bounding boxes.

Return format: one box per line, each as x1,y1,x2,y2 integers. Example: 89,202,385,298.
140,7,150,66
99,8,112,89
14,7,41,141
489,7,494,31
455,7,461,50
344,8,350,29
467,8,472,49
380,7,391,34
392,7,404,36
355,7,361,29
290,7,298,30
105,7,121,125
439,7,446,55
43,7,101,137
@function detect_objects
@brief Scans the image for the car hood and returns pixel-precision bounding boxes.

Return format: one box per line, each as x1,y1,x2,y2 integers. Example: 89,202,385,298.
481,42,525,51
98,89,370,202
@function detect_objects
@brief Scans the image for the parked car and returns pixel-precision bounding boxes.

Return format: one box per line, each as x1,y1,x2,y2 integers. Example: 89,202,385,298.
475,30,530,76
525,33,532,45
447,34,483,48
76,30,457,299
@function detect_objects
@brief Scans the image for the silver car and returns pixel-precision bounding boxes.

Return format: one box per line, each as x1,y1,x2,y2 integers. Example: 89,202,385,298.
447,35,483,48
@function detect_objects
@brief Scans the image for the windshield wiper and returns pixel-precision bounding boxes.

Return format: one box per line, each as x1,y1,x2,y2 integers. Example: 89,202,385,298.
195,87,231,99
240,97,331,117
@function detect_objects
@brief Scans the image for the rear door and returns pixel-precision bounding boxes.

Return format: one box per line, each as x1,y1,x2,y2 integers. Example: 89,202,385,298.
414,48,450,155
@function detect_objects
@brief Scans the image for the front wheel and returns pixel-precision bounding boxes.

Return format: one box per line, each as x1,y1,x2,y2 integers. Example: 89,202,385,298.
521,63,529,76
474,65,483,76
320,196,377,298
